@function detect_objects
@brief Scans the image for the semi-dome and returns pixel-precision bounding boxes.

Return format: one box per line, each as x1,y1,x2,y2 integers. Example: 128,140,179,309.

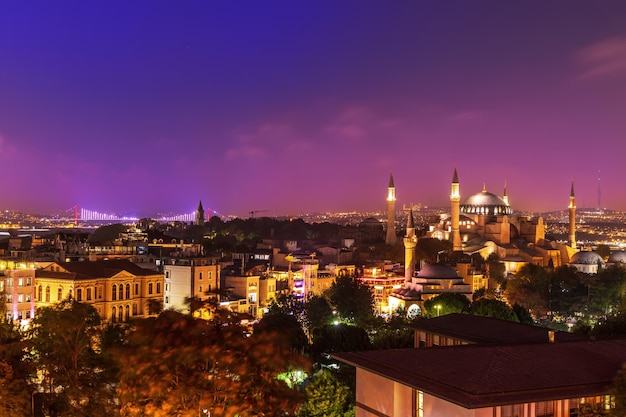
461,188,512,216
608,251,626,264
416,263,460,279
570,251,604,265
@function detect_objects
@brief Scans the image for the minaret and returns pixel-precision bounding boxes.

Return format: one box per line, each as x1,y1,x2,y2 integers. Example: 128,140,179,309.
450,167,462,251
502,179,509,206
569,180,576,249
386,173,397,245
196,200,205,226
404,209,418,281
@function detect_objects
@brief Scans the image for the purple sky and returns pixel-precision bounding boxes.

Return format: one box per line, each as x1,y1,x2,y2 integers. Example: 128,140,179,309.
1,1,626,218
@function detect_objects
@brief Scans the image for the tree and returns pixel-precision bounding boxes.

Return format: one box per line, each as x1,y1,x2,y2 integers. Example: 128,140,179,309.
88,223,127,245
505,264,550,317
304,295,334,334
28,300,117,417
415,238,452,264
486,253,506,288
609,363,626,417
424,293,471,317
0,314,33,417
310,324,372,364
326,276,374,328
117,310,309,417
298,369,352,417
469,298,518,322
255,311,309,354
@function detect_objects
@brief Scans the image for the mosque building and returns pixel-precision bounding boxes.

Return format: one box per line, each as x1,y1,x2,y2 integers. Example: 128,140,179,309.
388,168,584,312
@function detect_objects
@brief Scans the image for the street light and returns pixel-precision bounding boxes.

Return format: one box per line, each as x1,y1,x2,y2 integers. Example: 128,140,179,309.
435,304,441,317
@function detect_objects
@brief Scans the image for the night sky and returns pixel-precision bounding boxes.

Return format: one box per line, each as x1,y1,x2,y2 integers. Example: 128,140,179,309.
1,1,626,217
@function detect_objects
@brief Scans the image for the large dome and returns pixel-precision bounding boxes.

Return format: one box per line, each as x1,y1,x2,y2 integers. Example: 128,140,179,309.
608,251,626,264
461,189,512,216
416,263,460,279
570,251,604,265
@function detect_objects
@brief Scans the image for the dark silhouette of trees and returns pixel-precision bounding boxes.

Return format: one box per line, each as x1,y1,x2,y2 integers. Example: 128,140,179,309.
326,276,374,328
469,298,518,322
0,315,33,416
297,368,353,417
424,293,471,317
27,300,118,417
88,223,127,245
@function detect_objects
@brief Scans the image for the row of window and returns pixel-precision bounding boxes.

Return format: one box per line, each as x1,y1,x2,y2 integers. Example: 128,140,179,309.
35,281,161,303
6,310,32,321
4,277,33,287
5,293,32,303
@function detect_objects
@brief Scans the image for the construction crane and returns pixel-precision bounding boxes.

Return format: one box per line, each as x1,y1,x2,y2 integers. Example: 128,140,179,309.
249,210,269,218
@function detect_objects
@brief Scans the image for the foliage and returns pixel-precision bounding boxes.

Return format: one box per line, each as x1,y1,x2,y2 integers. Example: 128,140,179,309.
596,244,611,260
591,313,626,338
505,264,550,317
116,310,309,417
304,295,334,335
609,363,626,417
486,253,506,286
88,223,127,245
511,303,534,325
0,318,33,416
268,292,305,317
326,276,374,328
424,293,471,317
28,300,117,417
255,311,309,354
369,313,414,350
469,298,518,322
297,369,352,417
415,238,452,264
310,324,372,364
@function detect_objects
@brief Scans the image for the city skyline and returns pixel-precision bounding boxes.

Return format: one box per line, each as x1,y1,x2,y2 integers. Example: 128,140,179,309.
1,1,626,217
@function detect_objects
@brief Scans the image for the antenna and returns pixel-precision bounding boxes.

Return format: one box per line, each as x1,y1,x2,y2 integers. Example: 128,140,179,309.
597,170,602,210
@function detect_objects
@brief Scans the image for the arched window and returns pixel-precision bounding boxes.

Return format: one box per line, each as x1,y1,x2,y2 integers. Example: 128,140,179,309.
118,307,123,322
126,284,130,299
119,284,124,300
76,288,82,302
111,307,116,323
38,285,42,301
112,285,117,301
58,287,62,301
148,283,153,295
125,305,130,321
156,282,161,294
45,286,50,302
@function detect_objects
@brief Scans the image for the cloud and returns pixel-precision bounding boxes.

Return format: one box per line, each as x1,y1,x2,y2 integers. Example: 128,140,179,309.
576,35,626,80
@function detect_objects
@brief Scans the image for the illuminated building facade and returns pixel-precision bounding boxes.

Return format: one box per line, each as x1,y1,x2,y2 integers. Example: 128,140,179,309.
35,259,163,322
163,256,220,315
0,261,35,325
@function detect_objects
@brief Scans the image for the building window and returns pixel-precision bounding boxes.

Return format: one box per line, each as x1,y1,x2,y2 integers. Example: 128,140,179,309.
165,296,169,304
156,282,161,294
148,283,153,295
18,294,24,303
135,283,139,294
414,390,423,417
98,287,103,299
208,271,212,280
199,285,203,294
125,305,130,321
119,284,124,300
199,272,203,280
76,289,82,302
58,287,63,301
112,285,117,301
25,294,31,302
26,310,31,319
132,304,137,316
45,286,50,302
26,276,32,286
126,284,130,299
6,294,12,303
38,286,42,301
165,271,169,278
112,307,116,323
86,288,92,301
18,278,23,286
118,307,123,322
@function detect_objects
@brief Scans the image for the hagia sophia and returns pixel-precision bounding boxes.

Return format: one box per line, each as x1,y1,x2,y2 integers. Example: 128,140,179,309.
386,168,620,312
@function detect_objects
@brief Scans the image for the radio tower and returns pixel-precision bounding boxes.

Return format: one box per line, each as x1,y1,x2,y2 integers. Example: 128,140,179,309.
74,206,79,226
